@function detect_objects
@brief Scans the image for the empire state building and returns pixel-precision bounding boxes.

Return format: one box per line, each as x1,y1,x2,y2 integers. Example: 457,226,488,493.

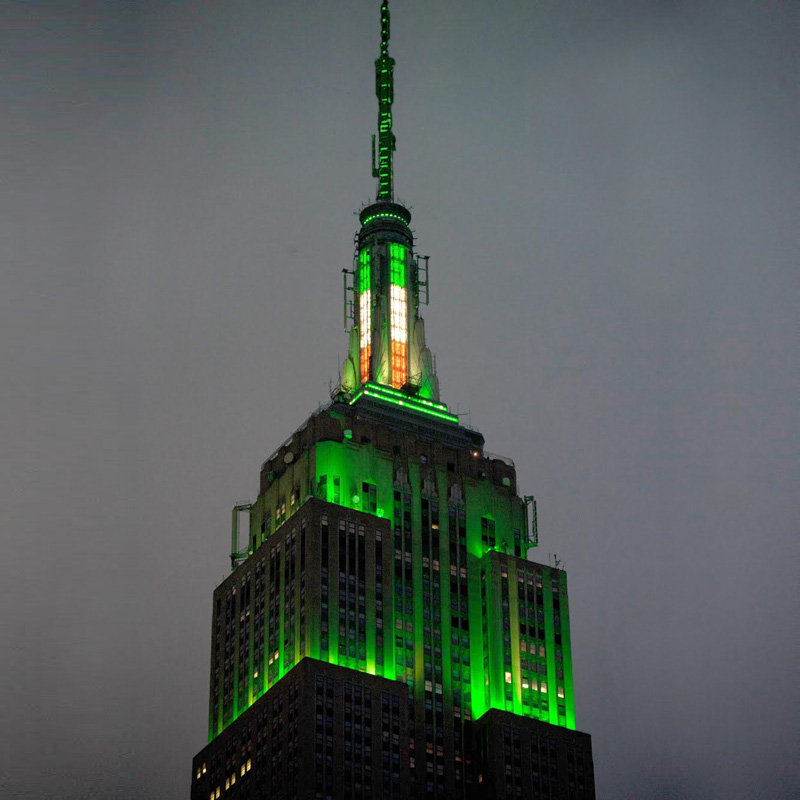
189,3,596,798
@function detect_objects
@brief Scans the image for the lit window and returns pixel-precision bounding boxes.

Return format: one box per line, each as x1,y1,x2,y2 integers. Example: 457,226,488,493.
241,764,246,777
389,243,407,387
505,671,512,683
359,248,371,383
389,242,405,284
557,686,565,699
540,682,547,694
390,286,407,387
481,517,496,548
247,758,252,772
359,290,371,383
362,482,377,513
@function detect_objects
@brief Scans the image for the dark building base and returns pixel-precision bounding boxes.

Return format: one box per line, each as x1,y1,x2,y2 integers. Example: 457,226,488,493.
473,709,595,800
191,658,410,800
191,658,593,800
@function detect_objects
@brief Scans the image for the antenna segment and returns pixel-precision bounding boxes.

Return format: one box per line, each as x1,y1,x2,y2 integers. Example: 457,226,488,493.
372,1,395,200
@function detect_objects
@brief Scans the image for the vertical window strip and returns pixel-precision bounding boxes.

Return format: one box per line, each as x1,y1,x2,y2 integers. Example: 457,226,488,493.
360,291,372,384
389,243,406,287
389,243,407,388
358,248,370,292
359,249,371,384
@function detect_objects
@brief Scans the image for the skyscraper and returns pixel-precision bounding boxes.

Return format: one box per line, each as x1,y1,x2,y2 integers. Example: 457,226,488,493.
190,3,595,798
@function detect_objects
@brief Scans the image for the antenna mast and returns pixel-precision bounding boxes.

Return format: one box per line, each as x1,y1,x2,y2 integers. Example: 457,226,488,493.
372,1,396,201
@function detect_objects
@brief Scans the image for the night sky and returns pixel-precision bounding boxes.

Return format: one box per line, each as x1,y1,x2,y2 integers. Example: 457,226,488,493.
4,1,798,798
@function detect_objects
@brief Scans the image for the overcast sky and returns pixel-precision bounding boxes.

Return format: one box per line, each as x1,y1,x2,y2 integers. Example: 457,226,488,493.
3,1,798,798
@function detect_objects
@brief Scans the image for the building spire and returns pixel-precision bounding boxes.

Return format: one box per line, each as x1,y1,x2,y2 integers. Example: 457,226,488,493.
340,0,439,403
372,1,396,201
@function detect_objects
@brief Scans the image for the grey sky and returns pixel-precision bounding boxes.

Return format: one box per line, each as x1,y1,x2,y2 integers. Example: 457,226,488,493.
3,1,798,798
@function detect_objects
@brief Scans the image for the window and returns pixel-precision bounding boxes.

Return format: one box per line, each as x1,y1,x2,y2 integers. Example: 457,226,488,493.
276,498,287,525
481,517,496,548
358,248,371,383
390,287,407,386
389,243,407,387
362,482,377,514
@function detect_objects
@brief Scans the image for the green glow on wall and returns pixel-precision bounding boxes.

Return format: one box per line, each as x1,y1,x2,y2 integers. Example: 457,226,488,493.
314,440,394,519
544,574,559,726
389,242,406,286
468,557,576,731
210,420,577,743
356,381,450,411
213,652,388,742
350,382,458,423
417,382,434,400
351,388,457,423
358,247,370,293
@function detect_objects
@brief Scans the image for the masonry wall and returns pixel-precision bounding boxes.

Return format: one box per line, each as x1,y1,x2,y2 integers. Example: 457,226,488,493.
473,709,595,800
196,401,590,800
193,658,411,800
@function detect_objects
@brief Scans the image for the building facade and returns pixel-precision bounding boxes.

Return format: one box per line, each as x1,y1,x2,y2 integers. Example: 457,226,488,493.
190,3,595,798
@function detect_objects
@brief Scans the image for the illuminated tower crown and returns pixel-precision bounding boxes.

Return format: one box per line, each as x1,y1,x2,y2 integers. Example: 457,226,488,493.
340,0,440,402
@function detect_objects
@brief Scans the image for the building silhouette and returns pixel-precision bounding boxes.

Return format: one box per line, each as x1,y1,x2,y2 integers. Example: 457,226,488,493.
190,3,595,798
